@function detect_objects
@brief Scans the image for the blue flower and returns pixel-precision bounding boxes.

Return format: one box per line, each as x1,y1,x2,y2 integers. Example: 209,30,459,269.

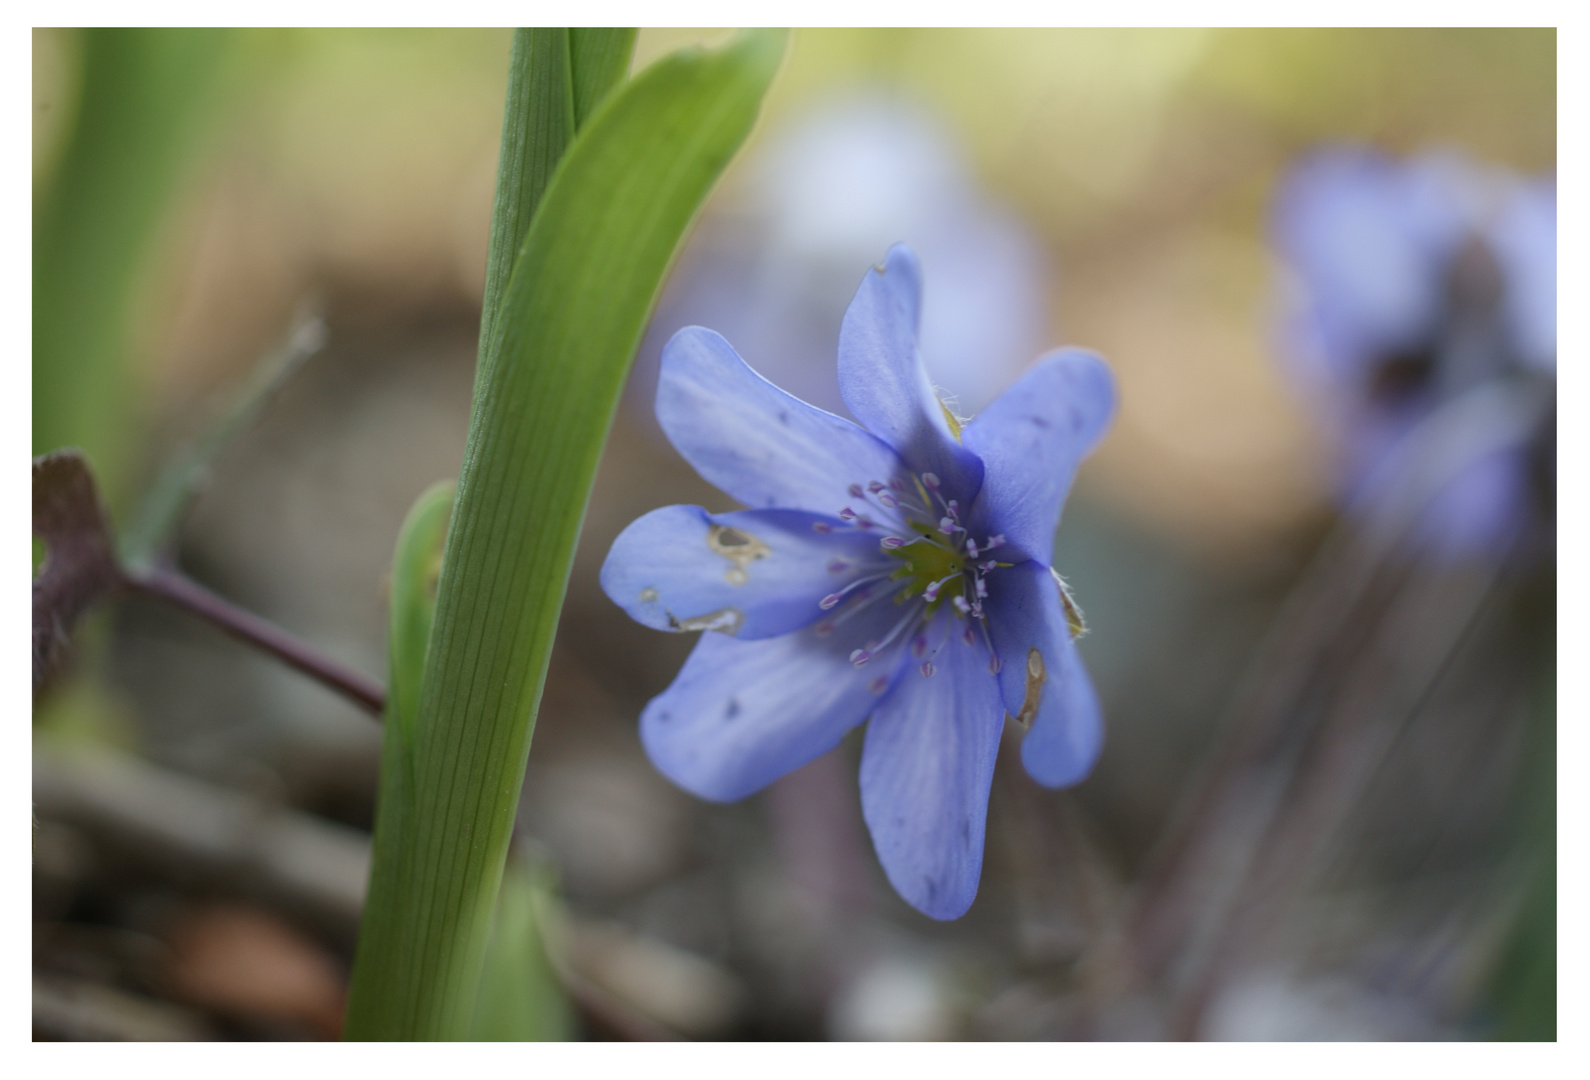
601,244,1115,919
1273,146,1556,559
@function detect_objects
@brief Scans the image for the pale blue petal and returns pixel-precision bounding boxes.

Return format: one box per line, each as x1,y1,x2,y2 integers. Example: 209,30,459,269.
837,244,983,496
656,326,906,516
962,349,1115,565
1491,179,1556,372
641,608,909,803
859,615,1004,920
601,505,886,641
983,560,1103,789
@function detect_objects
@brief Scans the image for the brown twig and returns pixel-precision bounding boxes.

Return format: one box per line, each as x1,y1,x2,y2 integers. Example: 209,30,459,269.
127,563,386,716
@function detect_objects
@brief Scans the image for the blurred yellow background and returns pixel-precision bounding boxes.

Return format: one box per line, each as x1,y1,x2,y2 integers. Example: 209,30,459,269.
34,28,1555,560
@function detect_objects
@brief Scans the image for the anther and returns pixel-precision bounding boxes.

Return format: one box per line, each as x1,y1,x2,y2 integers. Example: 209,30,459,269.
952,595,972,615
920,661,936,679
812,522,832,534
922,472,940,491
820,594,842,610
963,626,976,646
985,534,1005,549
880,536,905,550
966,538,980,559
868,481,886,494
938,517,957,535
848,483,865,498
878,492,898,508
826,559,850,574
988,656,1003,675
975,577,987,599
850,648,872,667
839,507,857,521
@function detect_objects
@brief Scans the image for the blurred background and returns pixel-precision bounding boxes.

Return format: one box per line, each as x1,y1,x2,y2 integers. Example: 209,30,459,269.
32,28,1555,1041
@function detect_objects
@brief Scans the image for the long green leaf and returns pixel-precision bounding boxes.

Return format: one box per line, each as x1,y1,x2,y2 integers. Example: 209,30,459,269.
475,29,635,360
345,481,453,1038
345,29,784,1040
569,28,637,128
33,29,234,509
469,856,574,1041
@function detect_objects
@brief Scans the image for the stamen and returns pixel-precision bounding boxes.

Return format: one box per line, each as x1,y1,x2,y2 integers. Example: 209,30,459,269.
880,536,906,550
850,648,872,666
869,602,929,656
812,522,832,534
923,574,957,602
868,481,887,494
848,483,865,498
819,569,894,610
877,492,898,508
980,560,998,571
952,595,972,615
921,472,940,491
839,507,857,521
984,534,1005,549
920,661,936,678
938,517,957,535
975,577,988,599
965,538,980,559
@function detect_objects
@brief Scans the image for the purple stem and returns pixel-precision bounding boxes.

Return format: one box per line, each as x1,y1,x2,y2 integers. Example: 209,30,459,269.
128,564,386,716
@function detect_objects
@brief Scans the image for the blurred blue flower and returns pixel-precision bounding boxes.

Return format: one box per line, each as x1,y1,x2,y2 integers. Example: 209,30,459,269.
628,95,1051,426
602,245,1115,919
1274,147,1555,559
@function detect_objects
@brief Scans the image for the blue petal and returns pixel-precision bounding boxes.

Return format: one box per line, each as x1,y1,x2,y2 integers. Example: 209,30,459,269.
859,615,1004,920
657,326,906,515
601,505,886,640
1491,179,1556,372
641,612,909,803
962,349,1115,566
837,244,984,496
983,560,1103,789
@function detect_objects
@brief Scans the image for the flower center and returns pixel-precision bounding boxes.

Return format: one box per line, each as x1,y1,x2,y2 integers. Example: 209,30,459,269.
816,472,1009,676
887,522,967,611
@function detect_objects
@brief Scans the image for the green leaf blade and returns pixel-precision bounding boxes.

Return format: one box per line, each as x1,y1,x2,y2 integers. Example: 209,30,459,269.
344,29,784,1040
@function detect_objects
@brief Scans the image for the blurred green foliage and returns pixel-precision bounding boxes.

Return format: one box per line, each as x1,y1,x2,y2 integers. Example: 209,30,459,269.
33,29,236,509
